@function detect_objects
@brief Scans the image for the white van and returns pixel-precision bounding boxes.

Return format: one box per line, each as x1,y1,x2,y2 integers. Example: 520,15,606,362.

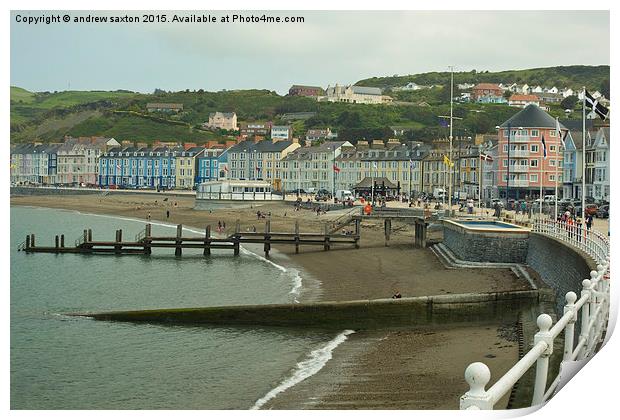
336,190,354,201
543,195,556,202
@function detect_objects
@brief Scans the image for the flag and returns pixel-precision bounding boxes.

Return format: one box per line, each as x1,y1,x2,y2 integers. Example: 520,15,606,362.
556,118,566,149
224,165,229,172
479,153,493,162
255,166,260,172
372,162,377,169
541,135,547,160
409,159,414,168
116,163,121,171
333,164,341,173
443,155,454,167
585,90,610,120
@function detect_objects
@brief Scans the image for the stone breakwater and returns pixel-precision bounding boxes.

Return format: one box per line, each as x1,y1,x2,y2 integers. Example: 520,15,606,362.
75,290,553,329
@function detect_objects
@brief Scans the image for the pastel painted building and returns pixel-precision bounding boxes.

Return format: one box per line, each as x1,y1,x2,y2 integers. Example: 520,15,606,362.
196,146,229,184
497,104,567,200
98,146,178,189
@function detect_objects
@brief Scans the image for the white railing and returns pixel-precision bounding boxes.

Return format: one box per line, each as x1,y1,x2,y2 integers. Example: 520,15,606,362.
508,179,529,187
460,219,610,410
511,150,530,158
509,164,529,172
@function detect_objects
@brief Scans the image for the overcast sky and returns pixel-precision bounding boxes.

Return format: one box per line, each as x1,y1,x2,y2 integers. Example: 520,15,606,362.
10,10,610,94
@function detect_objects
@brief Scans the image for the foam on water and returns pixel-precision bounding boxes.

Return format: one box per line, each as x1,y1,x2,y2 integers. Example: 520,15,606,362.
250,329,355,410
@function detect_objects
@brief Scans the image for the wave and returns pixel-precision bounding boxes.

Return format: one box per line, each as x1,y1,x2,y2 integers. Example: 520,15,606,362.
250,329,355,410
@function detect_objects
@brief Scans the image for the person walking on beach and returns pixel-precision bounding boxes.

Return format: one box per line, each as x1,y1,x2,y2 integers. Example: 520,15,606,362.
217,220,222,233
166,210,170,219
147,212,151,221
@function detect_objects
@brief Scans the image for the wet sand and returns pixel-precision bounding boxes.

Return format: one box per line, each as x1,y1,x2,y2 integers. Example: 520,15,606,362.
11,193,527,409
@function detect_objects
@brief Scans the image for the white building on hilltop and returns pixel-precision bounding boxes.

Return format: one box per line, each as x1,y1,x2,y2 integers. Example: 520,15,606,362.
319,84,391,104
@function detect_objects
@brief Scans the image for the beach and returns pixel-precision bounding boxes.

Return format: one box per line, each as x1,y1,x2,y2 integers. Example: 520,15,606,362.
11,192,527,409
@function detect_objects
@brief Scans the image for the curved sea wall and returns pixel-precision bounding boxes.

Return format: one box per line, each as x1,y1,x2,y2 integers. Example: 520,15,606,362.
525,232,597,315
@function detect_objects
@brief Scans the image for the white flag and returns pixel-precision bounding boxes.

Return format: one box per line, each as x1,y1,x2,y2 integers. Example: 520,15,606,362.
372,162,377,169
556,118,565,149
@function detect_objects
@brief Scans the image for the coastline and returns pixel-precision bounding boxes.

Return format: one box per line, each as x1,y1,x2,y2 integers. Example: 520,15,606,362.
11,193,524,409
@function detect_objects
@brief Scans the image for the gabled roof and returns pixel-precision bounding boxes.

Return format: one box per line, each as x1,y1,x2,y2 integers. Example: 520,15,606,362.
499,104,565,129
351,86,382,95
473,83,502,90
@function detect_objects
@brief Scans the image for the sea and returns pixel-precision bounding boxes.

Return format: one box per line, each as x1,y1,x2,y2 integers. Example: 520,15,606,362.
10,206,353,409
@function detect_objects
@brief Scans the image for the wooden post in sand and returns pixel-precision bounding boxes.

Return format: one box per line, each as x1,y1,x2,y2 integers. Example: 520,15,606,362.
203,225,211,256
264,220,271,257
31,234,35,247
25,235,31,251
175,224,183,257
144,223,152,255
354,218,361,249
60,234,65,248
115,229,123,254
55,235,59,250
294,220,300,254
233,219,240,256
87,229,93,242
324,224,331,251
384,218,392,247
83,229,88,244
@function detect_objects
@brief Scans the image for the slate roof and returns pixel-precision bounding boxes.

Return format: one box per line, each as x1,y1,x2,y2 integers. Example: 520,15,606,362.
499,104,566,129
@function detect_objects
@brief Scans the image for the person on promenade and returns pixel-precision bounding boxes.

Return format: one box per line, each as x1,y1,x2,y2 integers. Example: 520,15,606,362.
166,210,170,219
392,291,402,299
493,202,501,218
147,212,151,221
586,213,594,231
217,220,222,233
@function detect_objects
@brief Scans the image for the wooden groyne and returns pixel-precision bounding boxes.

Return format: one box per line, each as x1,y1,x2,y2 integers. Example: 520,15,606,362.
17,219,361,257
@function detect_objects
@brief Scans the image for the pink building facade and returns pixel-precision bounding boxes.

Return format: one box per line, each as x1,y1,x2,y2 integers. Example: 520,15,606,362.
497,104,566,200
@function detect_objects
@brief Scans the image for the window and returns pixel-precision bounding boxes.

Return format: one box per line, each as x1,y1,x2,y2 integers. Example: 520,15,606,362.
503,159,508,167
531,144,539,153
530,174,538,182
530,159,539,167
550,160,556,167
550,145,557,152
531,129,539,137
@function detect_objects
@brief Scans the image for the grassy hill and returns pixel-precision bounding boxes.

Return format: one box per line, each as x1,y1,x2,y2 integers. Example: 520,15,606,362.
10,65,609,144
355,65,610,92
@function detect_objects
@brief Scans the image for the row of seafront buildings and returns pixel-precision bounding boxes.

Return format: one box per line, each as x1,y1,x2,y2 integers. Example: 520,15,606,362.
10,105,610,202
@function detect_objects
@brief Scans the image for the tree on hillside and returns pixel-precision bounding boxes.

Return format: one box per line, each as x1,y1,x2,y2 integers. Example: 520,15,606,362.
560,95,579,110
601,79,610,99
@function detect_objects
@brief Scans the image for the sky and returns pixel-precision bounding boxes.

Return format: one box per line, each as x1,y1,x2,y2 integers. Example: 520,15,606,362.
10,10,610,95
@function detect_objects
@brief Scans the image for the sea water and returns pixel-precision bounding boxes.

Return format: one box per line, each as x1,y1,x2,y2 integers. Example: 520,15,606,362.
10,206,351,409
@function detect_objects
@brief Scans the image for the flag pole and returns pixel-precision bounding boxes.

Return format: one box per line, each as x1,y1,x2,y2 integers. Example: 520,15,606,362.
478,156,482,210
539,163,543,218
554,117,559,220
448,66,454,215
581,86,586,221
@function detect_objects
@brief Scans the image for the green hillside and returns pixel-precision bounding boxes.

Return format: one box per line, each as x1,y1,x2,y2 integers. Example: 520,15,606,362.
356,65,610,92
10,65,609,145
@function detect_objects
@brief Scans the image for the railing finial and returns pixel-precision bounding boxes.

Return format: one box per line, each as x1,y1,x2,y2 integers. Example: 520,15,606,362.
537,313,553,333
582,279,592,289
464,362,490,396
590,270,598,280
565,291,577,305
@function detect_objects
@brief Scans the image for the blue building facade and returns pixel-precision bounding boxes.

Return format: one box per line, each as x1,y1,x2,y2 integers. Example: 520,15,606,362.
98,146,179,189
195,147,229,184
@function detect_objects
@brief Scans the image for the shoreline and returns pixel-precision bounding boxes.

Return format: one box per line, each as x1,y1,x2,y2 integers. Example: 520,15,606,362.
11,193,525,409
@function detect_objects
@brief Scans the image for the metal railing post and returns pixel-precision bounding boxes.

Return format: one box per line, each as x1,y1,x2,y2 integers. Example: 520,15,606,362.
578,279,592,359
532,314,554,405
563,292,578,361
460,362,493,410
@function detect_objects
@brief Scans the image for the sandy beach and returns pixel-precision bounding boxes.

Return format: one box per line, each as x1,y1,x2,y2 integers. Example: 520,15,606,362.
11,192,528,409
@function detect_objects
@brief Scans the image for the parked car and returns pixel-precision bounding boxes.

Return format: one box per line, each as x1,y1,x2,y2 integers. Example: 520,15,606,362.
574,204,598,217
596,205,609,218
289,188,306,195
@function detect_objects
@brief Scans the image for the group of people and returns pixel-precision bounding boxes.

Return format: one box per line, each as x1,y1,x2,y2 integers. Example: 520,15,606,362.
216,220,226,233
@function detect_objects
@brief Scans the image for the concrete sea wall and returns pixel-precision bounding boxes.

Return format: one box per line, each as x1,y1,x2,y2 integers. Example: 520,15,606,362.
80,290,553,329
442,222,530,263
526,232,596,315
